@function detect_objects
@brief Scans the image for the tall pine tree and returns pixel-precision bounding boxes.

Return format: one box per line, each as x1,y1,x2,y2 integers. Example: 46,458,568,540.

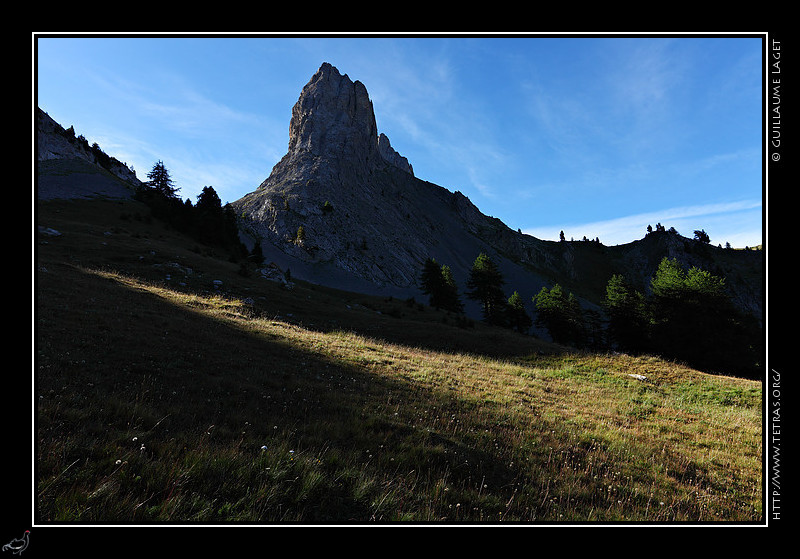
466,252,507,325
507,290,531,333
604,274,649,352
146,160,179,198
439,264,463,314
649,257,732,370
533,284,584,346
419,258,463,313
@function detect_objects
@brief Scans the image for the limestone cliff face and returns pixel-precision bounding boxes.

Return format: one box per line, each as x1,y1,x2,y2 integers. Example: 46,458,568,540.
377,133,413,176
290,64,376,158
259,63,411,194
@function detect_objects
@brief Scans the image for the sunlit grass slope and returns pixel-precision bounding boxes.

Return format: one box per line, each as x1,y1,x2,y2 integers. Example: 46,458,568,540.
35,198,763,523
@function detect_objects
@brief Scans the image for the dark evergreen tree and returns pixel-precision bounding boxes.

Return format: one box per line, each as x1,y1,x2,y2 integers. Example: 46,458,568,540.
191,186,233,246
249,238,265,265
196,186,223,212
507,290,532,333
420,257,446,308
466,252,507,325
599,258,761,376
604,274,649,352
134,177,245,260
419,258,463,313
532,284,584,346
419,258,438,287
693,229,711,243
582,309,606,350
647,257,758,374
439,264,464,314
146,160,179,198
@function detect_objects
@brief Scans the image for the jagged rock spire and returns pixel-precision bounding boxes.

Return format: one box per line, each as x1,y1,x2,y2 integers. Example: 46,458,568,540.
378,132,413,176
236,62,427,288
269,62,413,181
287,62,378,160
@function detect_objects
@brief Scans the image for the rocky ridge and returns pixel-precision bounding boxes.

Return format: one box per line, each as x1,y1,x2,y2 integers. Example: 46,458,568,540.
36,107,140,200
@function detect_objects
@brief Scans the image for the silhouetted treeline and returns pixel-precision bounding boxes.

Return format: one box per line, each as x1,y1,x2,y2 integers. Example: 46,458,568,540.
420,253,762,378
419,252,534,333
135,163,247,260
604,258,762,378
55,120,134,176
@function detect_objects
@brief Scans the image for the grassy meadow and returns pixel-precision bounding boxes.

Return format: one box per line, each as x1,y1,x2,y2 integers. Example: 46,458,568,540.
35,198,763,523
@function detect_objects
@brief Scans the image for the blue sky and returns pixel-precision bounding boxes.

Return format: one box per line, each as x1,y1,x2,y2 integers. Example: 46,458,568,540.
35,34,765,248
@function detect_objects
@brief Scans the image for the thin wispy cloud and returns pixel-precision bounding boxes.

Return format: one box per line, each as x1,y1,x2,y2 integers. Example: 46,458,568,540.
143,88,259,138
678,147,761,176
607,39,685,113
79,65,278,200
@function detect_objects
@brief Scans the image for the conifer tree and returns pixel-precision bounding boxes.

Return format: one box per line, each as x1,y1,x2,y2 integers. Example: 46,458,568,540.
533,284,584,345
693,229,711,243
439,264,463,314
420,258,446,308
604,274,648,352
649,257,727,366
466,252,507,325
419,258,463,313
146,160,179,198
507,290,532,333
646,257,761,375
196,186,223,212
249,238,265,265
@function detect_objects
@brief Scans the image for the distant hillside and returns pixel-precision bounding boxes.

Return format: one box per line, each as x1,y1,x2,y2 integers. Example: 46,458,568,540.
36,107,140,200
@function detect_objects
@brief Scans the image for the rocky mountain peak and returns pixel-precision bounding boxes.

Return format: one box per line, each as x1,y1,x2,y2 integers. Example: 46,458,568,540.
272,62,413,180
287,63,377,162
234,63,459,292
